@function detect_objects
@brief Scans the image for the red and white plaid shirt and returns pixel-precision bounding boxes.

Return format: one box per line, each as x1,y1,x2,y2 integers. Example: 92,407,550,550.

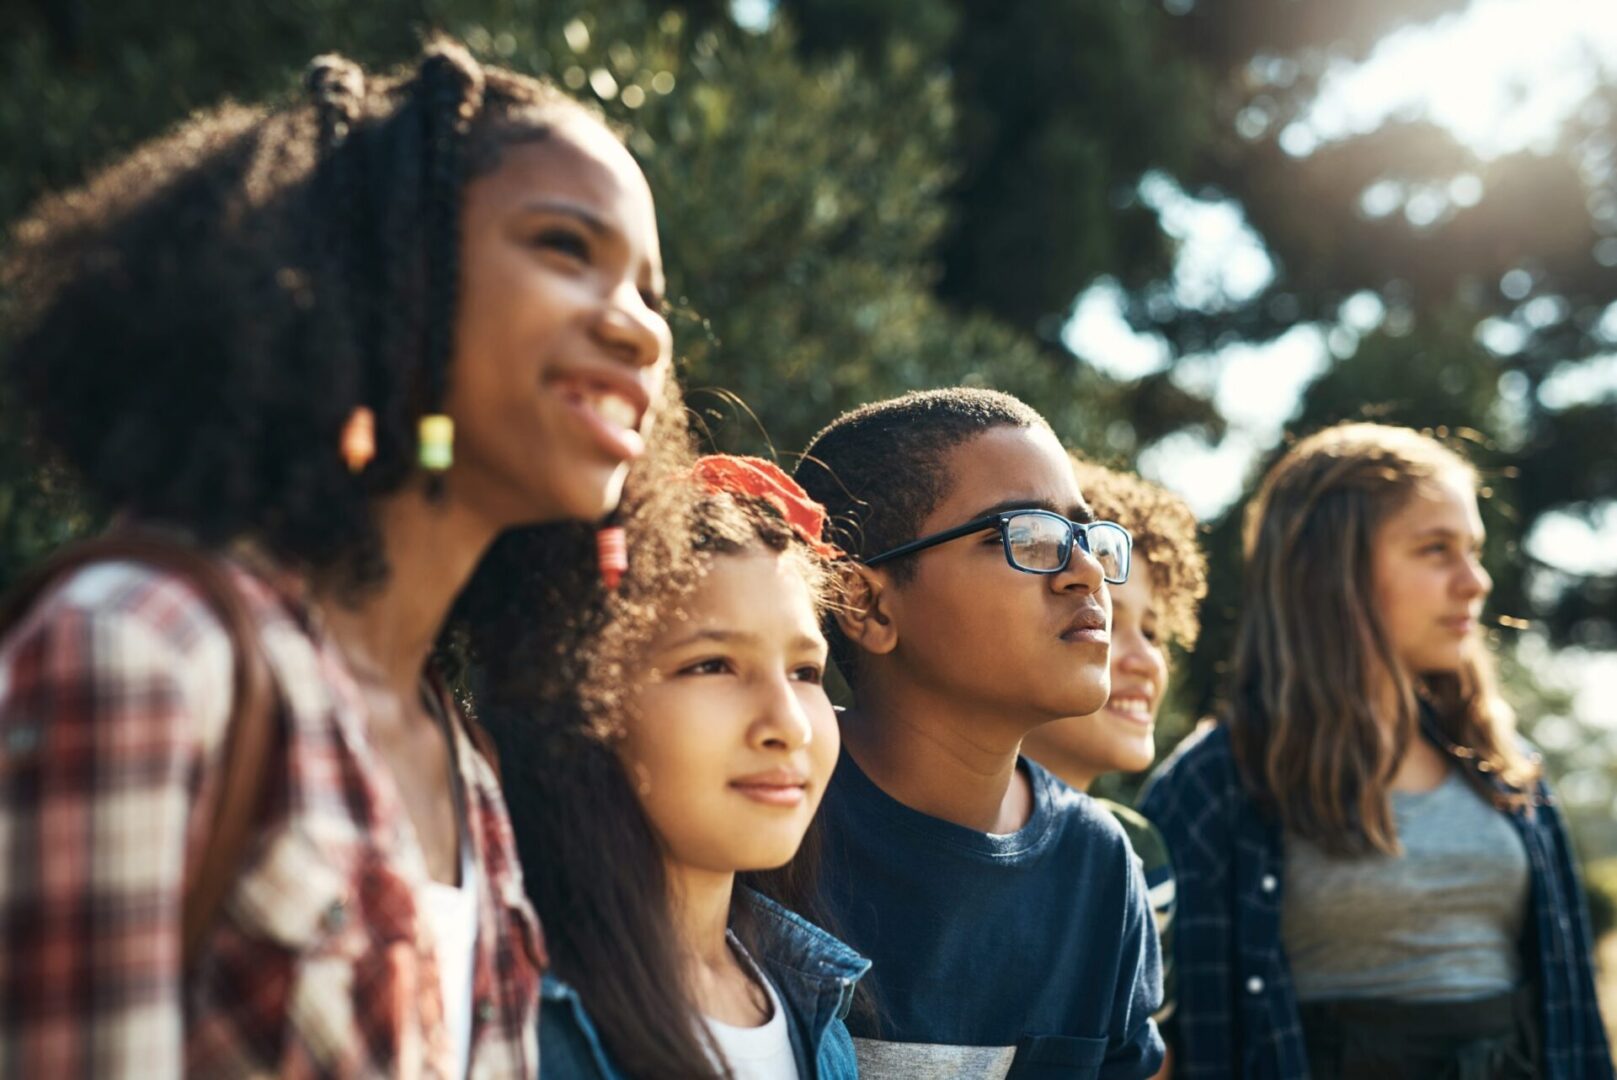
0,557,545,1078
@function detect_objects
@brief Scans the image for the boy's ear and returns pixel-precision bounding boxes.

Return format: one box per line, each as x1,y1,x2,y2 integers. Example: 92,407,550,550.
833,563,899,657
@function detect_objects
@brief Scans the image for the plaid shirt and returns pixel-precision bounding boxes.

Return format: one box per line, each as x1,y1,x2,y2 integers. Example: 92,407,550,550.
0,558,545,1078
1139,722,1613,1080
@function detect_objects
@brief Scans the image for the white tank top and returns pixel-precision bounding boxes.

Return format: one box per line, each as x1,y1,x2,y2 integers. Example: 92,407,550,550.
701,934,801,1080
421,878,476,1076
420,777,478,1077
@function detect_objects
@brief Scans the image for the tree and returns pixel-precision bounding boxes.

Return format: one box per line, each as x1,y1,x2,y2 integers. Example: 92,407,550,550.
767,0,1617,649
749,2,1616,880
5,0,1613,721
0,0,1135,580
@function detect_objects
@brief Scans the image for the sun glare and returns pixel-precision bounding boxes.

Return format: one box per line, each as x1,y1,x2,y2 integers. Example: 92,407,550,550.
1071,0,1617,535
1299,0,1617,158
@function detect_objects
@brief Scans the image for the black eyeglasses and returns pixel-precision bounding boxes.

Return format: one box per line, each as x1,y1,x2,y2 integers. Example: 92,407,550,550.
864,509,1132,584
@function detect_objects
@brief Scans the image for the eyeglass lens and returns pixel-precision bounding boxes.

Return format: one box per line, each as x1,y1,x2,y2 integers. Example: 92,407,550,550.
1004,513,1128,582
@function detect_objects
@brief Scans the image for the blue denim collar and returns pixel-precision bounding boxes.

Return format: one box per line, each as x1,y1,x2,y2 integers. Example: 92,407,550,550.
735,887,869,982
734,886,870,1022
541,888,869,1078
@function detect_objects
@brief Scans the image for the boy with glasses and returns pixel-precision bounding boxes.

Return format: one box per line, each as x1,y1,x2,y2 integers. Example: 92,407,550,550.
796,389,1164,1080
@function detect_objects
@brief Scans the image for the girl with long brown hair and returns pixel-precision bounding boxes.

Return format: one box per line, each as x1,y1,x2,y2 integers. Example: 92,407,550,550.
464,456,868,1079
1140,422,1610,1079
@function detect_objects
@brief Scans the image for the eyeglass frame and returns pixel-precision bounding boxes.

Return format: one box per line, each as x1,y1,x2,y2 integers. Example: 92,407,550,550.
862,508,1132,585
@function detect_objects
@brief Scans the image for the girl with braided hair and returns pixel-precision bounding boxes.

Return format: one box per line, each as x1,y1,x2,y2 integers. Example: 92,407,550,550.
0,37,679,1078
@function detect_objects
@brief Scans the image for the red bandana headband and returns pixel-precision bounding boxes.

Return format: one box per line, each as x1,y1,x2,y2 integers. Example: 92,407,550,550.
693,455,842,560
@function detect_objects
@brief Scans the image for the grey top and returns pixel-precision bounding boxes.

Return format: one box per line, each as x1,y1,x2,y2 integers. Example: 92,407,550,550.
1281,764,1530,1003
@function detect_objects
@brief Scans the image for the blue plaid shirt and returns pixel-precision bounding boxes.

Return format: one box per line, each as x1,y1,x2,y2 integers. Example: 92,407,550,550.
1139,722,1613,1080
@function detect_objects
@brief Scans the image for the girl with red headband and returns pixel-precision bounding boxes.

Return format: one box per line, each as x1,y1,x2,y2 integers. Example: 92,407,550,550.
466,455,868,1080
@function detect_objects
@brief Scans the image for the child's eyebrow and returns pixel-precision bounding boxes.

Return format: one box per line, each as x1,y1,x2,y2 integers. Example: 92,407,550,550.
967,497,1096,523
519,198,612,236
658,627,757,651
657,628,826,653
1410,525,1486,544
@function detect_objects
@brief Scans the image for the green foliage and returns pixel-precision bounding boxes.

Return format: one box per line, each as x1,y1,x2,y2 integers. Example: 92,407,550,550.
782,0,1208,330
763,0,1617,649
0,0,437,583
0,1,1131,581
2,3,1614,865
534,7,1129,452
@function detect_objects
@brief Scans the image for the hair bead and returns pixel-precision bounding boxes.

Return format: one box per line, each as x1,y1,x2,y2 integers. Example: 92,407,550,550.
341,406,376,472
413,41,485,502
418,414,454,471
596,525,629,590
304,54,365,150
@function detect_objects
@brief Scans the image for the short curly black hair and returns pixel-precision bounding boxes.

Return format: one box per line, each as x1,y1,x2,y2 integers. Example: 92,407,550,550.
794,387,1052,682
3,37,604,589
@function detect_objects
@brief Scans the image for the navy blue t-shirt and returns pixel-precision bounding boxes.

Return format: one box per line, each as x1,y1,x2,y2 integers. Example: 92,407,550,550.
818,751,1165,1080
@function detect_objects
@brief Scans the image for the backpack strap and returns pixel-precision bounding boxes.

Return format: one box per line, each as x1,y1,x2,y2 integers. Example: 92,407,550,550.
0,533,280,969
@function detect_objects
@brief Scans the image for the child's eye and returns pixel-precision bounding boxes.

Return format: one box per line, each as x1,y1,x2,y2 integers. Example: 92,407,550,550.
678,657,732,677
534,227,590,261
791,664,825,685
1141,626,1160,645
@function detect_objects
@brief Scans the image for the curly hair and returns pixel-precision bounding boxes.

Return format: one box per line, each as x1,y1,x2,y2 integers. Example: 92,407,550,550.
456,458,840,1079
444,373,700,711
1069,457,1207,651
3,37,610,589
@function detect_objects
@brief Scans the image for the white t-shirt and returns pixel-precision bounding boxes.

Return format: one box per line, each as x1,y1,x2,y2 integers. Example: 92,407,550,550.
701,935,801,1080
421,872,478,1078
419,688,479,1078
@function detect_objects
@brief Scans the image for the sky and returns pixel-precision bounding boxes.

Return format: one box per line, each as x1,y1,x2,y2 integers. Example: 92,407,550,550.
1062,0,1617,725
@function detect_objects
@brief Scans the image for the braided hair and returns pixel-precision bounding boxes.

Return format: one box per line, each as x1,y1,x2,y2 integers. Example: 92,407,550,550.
4,37,608,588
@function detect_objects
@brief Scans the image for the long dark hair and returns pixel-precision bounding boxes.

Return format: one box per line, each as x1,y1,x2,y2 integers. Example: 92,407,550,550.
463,476,836,1079
4,37,606,590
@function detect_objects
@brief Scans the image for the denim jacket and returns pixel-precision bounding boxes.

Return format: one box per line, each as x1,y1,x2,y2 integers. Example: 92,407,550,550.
1139,722,1613,1080
539,888,871,1079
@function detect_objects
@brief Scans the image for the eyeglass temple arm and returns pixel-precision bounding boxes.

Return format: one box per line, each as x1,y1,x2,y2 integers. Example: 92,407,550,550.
861,514,1003,567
